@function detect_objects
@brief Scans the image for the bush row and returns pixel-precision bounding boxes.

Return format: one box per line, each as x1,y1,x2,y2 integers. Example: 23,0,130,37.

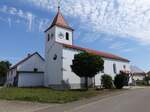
101,72,129,89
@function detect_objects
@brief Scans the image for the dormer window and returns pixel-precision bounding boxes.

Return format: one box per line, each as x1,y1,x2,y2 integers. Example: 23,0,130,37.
66,32,69,40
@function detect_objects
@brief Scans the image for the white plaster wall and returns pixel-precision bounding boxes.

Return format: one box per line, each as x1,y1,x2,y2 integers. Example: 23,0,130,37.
62,48,83,89
103,58,130,79
95,59,130,86
55,26,73,45
7,54,45,86
45,26,56,54
62,47,130,88
44,43,63,86
7,68,17,85
18,73,44,87
17,54,45,72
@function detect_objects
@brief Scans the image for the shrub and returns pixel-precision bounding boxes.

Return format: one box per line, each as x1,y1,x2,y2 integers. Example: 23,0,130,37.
101,74,113,89
143,76,150,86
114,74,126,89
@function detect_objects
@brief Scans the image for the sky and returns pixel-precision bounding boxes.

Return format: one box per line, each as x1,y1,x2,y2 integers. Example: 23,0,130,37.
0,0,150,72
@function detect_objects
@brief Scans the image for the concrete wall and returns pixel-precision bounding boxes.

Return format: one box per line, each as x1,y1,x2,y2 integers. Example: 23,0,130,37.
18,73,44,87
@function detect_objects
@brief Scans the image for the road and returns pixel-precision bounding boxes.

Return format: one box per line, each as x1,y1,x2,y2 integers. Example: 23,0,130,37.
67,88,150,112
0,88,149,112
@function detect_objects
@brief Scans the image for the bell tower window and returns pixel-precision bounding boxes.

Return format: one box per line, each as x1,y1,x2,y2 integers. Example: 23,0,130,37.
66,32,69,40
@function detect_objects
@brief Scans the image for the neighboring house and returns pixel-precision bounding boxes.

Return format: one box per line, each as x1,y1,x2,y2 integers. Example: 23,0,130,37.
7,52,45,87
7,7,130,89
130,66,145,81
147,71,150,77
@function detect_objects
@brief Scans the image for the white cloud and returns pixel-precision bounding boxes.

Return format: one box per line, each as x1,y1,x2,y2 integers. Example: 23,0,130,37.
8,18,12,28
122,48,135,53
109,42,126,50
24,0,150,44
0,5,49,32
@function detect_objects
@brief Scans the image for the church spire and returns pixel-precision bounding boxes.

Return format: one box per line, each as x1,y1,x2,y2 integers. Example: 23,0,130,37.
58,6,60,12
45,5,74,32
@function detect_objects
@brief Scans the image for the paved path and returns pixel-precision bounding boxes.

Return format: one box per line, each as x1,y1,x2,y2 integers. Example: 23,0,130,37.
67,88,150,112
0,88,149,112
0,101,56,112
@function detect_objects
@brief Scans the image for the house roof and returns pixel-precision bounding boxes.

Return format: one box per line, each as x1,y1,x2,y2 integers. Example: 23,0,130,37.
10,52,45,70
59,43,130,62
130,66,145,74
45,7,73,32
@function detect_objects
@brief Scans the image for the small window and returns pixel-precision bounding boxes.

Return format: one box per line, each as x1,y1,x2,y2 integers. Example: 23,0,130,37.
48,34,50,41
34,68,38,72
123,65,126,69
53,54,57,60
66,32,69,40
51,33,54,38
113,64,117,74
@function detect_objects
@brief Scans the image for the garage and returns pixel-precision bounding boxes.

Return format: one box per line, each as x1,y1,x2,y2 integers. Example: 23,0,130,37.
18,72,44,87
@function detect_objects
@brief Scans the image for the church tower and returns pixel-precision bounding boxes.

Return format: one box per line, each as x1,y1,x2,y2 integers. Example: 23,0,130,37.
45,7,74,46
44,7,74,87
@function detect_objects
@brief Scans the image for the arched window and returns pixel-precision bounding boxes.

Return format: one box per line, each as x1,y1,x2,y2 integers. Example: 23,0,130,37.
113,64,117,74
53,54,57,60
66,32,69,40
123,65,126,70
48,34,50,41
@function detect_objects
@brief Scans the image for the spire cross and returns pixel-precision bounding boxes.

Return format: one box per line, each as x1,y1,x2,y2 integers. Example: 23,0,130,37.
57,0,62,11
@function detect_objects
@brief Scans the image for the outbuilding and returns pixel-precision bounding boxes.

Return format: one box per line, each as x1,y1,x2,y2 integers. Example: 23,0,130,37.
7,52,45,87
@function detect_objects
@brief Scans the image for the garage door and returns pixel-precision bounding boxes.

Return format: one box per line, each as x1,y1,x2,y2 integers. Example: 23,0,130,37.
18,73,44,87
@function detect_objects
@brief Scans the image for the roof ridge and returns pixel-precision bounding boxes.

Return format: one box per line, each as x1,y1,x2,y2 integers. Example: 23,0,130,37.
45,9,73,32
56,42,129,62
10,52,44,70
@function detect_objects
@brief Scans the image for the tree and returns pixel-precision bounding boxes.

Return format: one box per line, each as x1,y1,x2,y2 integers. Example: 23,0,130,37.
101,74,113,89
0,61,11,85
143,76,150,86
114,71,129,89
71,52,104,89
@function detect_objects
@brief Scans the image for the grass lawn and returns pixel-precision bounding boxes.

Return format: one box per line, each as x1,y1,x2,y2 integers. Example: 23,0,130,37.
0,87,122,103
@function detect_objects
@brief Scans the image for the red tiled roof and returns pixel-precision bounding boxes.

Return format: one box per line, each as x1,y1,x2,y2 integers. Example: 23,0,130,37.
45,7,73,32
10,52,45,70
61,43,130,62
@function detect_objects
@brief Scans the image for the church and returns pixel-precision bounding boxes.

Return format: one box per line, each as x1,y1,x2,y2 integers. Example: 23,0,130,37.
7,7,130,89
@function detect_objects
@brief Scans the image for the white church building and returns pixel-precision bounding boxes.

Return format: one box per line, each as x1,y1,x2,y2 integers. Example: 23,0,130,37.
7,7,130,89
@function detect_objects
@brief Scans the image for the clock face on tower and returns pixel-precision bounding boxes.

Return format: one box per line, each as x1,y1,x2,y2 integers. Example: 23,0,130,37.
58,32,64,39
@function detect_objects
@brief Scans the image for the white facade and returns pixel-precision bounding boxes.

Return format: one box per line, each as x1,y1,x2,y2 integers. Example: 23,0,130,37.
7,9,131,89
62,48,130,89
43,10,130,89
44,43,130,89
7,53,45,87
